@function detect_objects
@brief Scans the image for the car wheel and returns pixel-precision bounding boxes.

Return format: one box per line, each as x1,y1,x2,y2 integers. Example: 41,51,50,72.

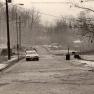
26,58,29,61
36,58,39,61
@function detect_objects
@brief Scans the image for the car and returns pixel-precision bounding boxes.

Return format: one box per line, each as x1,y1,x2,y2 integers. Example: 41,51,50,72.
25,47,37,53
25,50,39,61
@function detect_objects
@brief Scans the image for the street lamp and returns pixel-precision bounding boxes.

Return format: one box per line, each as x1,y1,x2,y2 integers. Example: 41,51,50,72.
5,0,24,60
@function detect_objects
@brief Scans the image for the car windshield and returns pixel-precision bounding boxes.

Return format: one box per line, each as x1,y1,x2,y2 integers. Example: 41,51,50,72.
26,51,36,54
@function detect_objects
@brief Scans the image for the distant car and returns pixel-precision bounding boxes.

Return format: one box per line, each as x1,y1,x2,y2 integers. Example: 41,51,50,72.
25,50,39,61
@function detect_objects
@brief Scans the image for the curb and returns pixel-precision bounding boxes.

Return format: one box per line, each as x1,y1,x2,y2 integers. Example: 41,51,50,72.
0,56,24,72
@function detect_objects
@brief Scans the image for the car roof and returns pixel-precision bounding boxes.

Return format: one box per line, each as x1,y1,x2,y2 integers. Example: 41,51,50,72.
26,50,36,52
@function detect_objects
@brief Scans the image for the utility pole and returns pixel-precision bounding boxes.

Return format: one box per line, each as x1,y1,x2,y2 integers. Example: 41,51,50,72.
18,16,22,50
6,0,11,60
14,4,24,60
16,12,19,60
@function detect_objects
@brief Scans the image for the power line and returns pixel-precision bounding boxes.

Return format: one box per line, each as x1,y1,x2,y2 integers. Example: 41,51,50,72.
39,12,60,18
31,1,71,4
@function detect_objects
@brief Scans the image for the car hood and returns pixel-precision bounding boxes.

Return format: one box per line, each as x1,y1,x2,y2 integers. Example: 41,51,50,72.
26,54,39,57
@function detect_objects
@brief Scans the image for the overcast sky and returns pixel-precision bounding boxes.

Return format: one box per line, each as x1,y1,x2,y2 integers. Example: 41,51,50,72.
2,0,94,24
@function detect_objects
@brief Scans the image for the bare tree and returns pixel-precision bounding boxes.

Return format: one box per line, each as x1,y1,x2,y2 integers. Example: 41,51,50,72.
28,8,40,30
67,0,94,42
75,11,94,41
45,17,70,44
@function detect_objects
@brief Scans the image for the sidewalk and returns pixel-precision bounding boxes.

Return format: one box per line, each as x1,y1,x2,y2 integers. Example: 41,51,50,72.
0,56,24,71
70,59,94,67
43,45,94,68
81,55,94,61
70,54,94,68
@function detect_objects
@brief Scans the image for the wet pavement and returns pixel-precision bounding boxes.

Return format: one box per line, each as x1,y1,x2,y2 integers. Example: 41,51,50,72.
0,46,93,94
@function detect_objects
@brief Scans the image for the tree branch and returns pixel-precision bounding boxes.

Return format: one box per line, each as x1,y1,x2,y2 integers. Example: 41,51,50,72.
75,4,94,12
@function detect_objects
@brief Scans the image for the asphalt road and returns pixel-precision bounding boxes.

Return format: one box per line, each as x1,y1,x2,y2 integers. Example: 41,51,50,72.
0,46,94,94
